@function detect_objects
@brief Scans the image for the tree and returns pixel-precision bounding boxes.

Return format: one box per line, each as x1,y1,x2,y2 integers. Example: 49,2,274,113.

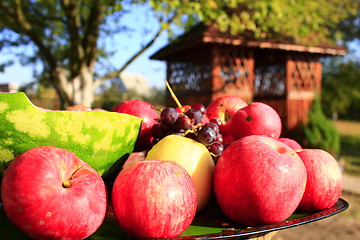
303,97,340,156
322,56,360,120
0,0,358,108
338,5,360,42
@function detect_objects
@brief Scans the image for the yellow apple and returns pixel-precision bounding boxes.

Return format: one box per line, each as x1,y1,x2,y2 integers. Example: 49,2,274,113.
145,135,215,211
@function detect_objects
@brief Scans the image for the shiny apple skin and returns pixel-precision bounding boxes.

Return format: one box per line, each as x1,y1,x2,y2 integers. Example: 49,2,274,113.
112,99,158,151
206,96,247,123
1,146,107,240
214,135,307,226
206,96,247,146
278,137,303,150
230,102,282,140
145,135,214,211
111,160,197,239
297,149,343,212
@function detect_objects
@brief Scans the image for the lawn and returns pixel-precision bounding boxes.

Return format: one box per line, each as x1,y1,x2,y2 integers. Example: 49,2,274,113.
332,120,360,137
333,120,360,176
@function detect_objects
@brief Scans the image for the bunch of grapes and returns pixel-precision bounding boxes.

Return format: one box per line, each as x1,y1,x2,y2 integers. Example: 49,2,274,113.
151,104,224,159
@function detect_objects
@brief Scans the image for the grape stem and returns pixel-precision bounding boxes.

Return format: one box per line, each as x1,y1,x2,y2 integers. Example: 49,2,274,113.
166,81,182,108
183,128,195,136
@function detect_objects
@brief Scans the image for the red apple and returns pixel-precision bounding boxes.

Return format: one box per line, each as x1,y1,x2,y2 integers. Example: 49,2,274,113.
175,105,191,114
122,151,147,169
214,135,307,226
1,146,107,239
206,96,247,145
112,99,158,151
66,104,91,111
37,106,51,111
112,160,197,238
278,137,303,150
64,105,107,112
91,108,108,112
206,96,248,122
145,135,215,211
296,149,343,212
219,122,235,147
230,102,282,140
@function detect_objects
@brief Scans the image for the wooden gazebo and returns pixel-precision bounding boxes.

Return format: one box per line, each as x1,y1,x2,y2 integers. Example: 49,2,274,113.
150,23,346,135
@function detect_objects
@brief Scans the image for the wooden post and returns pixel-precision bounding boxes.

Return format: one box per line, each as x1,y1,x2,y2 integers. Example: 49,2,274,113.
211,44,223,101
247,48,255,102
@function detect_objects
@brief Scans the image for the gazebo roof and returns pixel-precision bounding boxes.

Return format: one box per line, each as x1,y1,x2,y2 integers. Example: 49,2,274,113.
150,23,347,60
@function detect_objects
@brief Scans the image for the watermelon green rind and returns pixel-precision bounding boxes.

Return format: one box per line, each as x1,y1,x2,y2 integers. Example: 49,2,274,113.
0,92,142,176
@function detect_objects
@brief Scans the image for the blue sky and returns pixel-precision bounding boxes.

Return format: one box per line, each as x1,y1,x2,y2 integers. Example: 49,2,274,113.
1,5,359,90
0,36,168,88
0,5,170,89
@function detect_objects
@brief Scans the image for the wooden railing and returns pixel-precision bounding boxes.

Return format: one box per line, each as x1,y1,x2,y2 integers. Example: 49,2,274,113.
26,93,126,111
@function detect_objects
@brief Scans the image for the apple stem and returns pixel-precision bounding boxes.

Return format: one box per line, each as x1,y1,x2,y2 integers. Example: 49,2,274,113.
165,81,182,108
62,180,71,188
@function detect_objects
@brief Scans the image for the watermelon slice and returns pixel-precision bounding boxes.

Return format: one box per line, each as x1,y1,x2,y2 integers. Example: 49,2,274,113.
0,92,142,176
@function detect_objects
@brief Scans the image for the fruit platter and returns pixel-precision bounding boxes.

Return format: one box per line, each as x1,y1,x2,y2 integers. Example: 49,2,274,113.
0,198,349,239
0,90,348,240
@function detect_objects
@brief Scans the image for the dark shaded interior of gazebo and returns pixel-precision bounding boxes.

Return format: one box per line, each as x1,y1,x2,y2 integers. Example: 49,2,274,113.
150,24,346,136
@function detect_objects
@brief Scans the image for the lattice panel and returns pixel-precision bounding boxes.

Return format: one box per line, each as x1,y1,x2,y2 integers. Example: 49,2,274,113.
167,61,212,93
254,64,286,97
289,54,320,92
218,46,252,90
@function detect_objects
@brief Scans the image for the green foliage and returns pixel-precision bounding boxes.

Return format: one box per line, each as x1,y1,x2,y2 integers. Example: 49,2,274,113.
322,57,360,120
338,6,360,42
96,82,125,111
96,82,166,111
341,135,360,159
339,135,360,176
149,0,359,45
303,98,340,156
0,0,358,106
142,86,166,107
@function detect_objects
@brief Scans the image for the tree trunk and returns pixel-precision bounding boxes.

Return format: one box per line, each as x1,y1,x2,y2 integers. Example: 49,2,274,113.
80,66,94,107
52,66,95,108
72,76,82,105
53,66,73,108
332,110,338,121
71,65,95,107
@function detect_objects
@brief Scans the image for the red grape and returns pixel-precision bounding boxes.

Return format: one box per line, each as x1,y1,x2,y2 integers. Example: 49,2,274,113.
210,118,223,127
175,115,193,131
197,126,216,145
207,141,224,157
191,103,206,115
185,108,203,125
204,122,220,135
150,102,226,160
160,107,178,125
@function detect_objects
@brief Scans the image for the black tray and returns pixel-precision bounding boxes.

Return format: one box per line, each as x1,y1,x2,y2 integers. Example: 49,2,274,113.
175,198,349,239
0,198,349,240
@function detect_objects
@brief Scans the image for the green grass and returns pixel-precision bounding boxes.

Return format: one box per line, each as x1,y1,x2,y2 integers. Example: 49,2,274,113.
339,135,360,176
331,120,360,176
